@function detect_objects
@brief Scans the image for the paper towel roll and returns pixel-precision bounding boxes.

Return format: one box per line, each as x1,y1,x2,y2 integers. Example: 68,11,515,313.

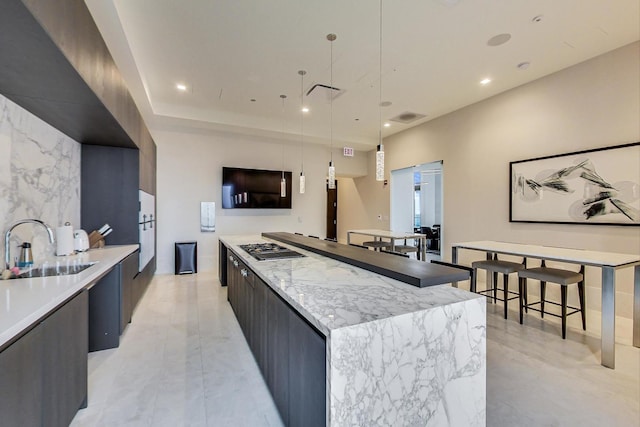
56,224,75,256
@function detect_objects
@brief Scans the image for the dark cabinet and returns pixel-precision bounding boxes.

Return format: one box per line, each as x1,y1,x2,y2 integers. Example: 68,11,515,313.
120,250,139,333
81,145,139,246
0,323,43,427
42,290,89,427
288,310,326,427
266,286,290,424
252,276,268,375
89,251,139,351
0,290,88,427
223,244,327,427
219,241,228,286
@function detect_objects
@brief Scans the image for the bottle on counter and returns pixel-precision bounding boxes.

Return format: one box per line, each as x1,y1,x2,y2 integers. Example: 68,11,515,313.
17,242,33,268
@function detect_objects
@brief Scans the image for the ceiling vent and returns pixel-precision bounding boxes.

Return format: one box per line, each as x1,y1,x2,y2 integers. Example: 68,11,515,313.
389,111,427,124
306,83,346,103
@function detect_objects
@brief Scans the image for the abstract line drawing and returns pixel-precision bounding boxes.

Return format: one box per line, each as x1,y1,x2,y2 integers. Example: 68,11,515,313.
510,143,640,225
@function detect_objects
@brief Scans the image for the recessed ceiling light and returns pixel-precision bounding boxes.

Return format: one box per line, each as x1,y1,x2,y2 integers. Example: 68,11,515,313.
487,33,511,47
301,107,309,113
383,123,391,127
480,78,491,85
176,83,187,91
517,62,531,70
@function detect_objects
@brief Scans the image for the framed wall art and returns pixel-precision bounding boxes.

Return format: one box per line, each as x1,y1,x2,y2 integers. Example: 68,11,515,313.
510,142,640,226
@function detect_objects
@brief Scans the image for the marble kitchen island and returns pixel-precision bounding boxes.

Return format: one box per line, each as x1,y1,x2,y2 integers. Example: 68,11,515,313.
219,235,486,427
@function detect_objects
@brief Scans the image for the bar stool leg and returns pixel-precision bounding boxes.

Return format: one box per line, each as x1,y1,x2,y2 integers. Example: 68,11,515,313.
540,281,547,318
519,277,524,324
578,280,586,330
503,273,509,319
493,272,498,303
561,286,568,339
471,268,477,293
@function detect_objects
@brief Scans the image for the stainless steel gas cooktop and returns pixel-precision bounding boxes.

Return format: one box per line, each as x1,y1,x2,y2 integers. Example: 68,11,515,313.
239,243,306,261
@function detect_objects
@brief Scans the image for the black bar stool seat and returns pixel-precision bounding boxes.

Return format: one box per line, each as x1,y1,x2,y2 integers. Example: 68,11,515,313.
362,241,392,251
518,263,586,339
471,257,525,319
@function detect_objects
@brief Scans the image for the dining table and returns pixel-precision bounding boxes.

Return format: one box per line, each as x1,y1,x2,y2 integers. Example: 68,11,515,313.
452,240,640,369
346,229,427,261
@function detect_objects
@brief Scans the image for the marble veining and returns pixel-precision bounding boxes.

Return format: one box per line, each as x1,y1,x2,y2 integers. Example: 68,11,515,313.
0,94,80,263
221,235,486,426
221,235,481,336
329,300,486,426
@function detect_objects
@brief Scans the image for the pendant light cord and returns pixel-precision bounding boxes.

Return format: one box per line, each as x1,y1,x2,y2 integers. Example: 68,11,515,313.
329,36,334,164
379,0,383,147
281,95,286,178
300,71,305,174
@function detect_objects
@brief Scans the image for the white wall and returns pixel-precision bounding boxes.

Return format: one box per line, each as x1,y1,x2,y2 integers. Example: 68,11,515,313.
341,42,640,337
155,127,367,274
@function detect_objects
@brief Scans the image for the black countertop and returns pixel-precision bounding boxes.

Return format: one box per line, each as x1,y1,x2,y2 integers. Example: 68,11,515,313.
262,232,469,288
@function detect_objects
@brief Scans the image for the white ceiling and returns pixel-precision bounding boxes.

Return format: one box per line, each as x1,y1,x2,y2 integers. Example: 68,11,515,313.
85,0,640,151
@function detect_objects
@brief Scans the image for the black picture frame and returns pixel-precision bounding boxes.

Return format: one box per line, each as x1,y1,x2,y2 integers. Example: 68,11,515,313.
509,142,640,226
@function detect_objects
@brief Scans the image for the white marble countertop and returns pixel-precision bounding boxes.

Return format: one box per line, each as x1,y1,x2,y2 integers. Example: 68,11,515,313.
220,235,480,336
0,245,139,348
452,240,640,267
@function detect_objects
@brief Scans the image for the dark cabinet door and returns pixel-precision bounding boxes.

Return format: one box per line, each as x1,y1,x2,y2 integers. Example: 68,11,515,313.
120,251,139,333
81,145,139,246
219,241,228,286
227,252,238,308
89,266,120,351
288,312,326,427
266,288,290,425
0,324,43,427
252,276,268,374
238,261,254,346
42,291,89,427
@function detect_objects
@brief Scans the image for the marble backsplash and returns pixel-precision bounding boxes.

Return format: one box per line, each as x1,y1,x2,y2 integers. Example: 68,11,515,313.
0,94,80,266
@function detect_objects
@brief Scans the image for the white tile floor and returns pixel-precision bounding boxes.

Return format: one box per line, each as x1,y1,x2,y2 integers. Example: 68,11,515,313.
71,272,640,427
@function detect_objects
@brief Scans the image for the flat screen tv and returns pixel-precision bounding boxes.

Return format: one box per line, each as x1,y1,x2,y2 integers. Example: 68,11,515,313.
222,167,292,209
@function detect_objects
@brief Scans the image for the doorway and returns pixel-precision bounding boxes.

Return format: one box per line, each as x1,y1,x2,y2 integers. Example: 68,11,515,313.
326,181,337,240
390,161,443,257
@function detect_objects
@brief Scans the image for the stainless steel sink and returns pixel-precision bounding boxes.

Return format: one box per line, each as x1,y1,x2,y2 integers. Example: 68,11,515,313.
16,262,97,278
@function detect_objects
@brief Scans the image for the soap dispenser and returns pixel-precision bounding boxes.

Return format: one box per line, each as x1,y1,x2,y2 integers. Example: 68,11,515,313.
17,242,33,268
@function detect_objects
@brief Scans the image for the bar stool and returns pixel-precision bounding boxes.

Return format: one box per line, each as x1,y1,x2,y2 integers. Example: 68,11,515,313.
518,262,585,339
362,240,392,252
388,238,419,259
471,255,526,319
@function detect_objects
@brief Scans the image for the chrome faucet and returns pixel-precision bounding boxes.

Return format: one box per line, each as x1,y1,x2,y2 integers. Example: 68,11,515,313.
4,219,55,269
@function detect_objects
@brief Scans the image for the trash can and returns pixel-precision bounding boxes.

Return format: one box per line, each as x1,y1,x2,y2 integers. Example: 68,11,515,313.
175,241,197,274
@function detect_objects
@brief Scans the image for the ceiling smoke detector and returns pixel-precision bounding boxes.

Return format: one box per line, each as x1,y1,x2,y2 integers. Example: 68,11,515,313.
306,83,346,103
389,111,427,124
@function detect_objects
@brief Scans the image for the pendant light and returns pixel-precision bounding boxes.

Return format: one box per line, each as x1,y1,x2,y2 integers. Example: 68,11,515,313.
298,70,307,194
327,33,336,190
280,94,287,197
376,0,385,182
